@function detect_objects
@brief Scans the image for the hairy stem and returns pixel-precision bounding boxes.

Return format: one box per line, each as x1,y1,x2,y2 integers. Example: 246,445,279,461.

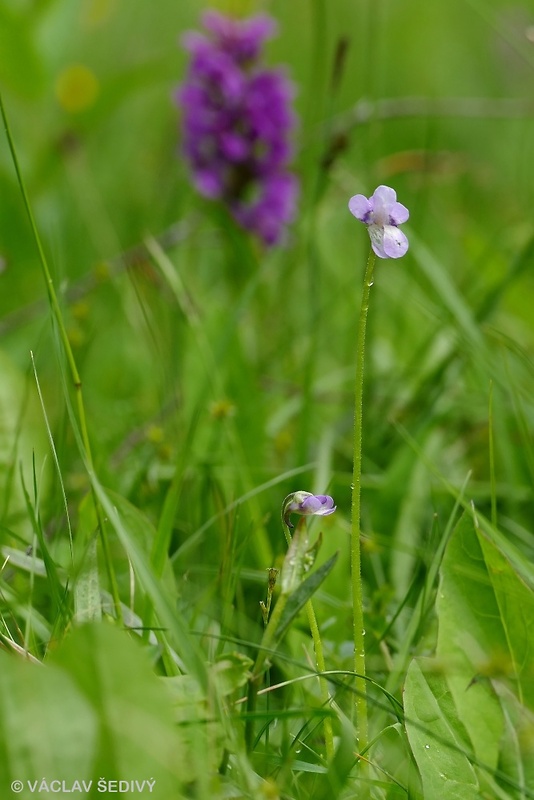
351,248,376,754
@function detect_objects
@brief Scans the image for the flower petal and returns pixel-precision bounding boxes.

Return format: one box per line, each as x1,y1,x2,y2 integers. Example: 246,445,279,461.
389,201,409,225
300,496,323,513
194,169,224,199
368,224,387,258
382,225,409,258
348,194,371,222
300,494,337,516
370,185,397,225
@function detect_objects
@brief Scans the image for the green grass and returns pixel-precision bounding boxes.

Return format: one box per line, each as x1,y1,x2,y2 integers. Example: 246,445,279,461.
1,0,534,797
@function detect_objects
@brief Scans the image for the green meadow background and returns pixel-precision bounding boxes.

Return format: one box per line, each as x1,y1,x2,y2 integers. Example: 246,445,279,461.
1,0,534,798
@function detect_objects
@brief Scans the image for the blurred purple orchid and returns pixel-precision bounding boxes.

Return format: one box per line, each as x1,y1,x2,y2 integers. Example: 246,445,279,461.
177,11,298,246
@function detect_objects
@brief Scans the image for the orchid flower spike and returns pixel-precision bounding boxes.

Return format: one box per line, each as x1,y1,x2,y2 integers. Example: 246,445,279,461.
282,491,336,529
177,11,298,246
348,185,409,259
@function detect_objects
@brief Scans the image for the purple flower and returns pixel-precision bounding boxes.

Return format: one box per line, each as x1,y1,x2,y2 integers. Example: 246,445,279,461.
283,491,337,529
201,11,276,63
177,11,298,246
348,185,409,259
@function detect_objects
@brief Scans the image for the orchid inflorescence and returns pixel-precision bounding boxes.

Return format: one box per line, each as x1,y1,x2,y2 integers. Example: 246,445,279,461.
177,11,298,246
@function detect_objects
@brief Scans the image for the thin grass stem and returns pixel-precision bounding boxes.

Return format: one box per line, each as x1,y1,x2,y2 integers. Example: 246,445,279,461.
488,380,497,528
0,92,122,624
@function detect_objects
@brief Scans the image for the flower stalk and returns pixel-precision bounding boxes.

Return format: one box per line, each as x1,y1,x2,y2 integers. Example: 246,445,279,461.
348,185,409,757
282,494,336,762
246,494,336,757
350,248,375,756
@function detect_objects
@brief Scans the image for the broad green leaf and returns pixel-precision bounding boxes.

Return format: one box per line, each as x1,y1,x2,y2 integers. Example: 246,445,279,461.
404,657,479,800
436,511,504,771
475,520,534,709
0,651,97,797
275,552,339,642
493,682,534,798
74,492,101,624
50,623,197,794
210,652,253,696
280,522,310,595
475,507,534,594
0,546,48,577
74,536,102,623
0,624,216,796
162,673,223,783
104,489,176,599
408,509,534,797
90,479,209,688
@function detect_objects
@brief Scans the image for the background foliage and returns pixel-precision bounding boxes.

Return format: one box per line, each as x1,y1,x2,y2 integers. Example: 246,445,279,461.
1,0,534,797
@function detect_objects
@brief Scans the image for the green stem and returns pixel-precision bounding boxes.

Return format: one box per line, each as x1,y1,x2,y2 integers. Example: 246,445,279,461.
0,92,123,625
282,522,335,762
304,600,334,761
351,248,376,755
488,380,497,528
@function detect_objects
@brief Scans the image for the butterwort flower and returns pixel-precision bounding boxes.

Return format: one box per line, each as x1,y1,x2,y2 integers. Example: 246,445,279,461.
177,11,298,246
283,491,336,529
348,185,409,259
